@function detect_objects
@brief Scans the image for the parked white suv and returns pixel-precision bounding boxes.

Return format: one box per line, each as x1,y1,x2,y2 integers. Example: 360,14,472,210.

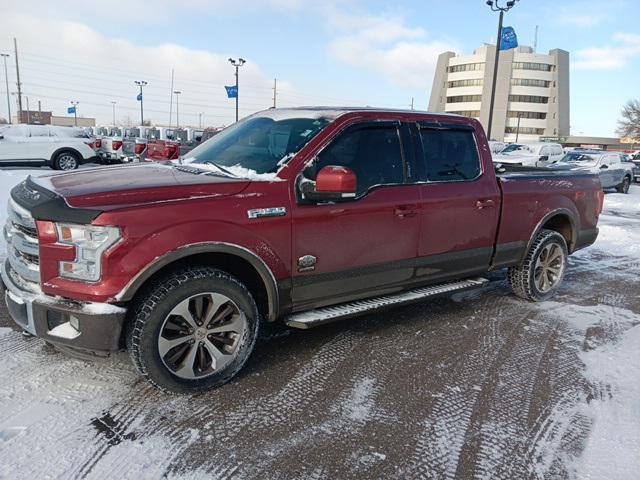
494,142,564,167
0,125,97,170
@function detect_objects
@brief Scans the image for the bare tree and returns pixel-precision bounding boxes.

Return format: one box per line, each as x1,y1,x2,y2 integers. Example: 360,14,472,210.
617,99,640,140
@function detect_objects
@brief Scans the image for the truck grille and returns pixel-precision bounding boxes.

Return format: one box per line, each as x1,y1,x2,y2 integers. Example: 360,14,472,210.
4,198,41,286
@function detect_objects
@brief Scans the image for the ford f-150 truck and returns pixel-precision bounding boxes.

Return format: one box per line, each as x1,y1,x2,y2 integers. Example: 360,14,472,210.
1,108,602,394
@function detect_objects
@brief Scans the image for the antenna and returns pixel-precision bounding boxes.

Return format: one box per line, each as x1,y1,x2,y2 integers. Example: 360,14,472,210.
534,25,539,53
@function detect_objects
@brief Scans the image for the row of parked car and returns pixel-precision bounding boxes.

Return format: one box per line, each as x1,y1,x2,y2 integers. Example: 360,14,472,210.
90,125,222,165
489,141,639,194
0,123,223,170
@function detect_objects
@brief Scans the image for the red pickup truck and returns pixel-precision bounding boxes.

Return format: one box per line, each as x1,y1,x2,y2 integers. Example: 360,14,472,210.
1,108,602,393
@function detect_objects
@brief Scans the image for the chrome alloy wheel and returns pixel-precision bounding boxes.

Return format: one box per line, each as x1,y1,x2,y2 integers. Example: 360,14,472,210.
158,293,247,379
533,243,566,293
58,153,78,170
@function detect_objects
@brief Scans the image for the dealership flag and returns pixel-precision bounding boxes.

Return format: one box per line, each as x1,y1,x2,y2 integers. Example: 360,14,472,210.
225,85,238,98
136,93,143,101
67,106,76,114
500,26,518,50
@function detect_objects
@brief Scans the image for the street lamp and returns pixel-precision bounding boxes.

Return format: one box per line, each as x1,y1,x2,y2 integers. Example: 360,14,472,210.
111,101,116,126
173,91,181,128
228,57,246,122
135,80,148,125
70,100,79,126
0,53,10,124
485,0,520,141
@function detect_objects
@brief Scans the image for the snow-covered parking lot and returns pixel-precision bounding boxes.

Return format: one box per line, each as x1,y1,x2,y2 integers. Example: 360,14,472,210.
0,167,639,479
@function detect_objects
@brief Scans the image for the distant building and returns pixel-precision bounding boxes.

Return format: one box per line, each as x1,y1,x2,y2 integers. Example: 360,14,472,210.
428,44,570,142
13,110,96,127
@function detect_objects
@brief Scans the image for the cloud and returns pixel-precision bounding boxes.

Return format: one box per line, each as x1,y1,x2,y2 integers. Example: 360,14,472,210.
573,32,640,70
0,12,301,126
325,8,458,89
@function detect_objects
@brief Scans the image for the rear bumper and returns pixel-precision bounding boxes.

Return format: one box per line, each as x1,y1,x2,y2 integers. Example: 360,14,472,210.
0,259,126,356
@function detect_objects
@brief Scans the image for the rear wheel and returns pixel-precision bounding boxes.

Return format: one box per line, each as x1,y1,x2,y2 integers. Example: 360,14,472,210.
508,229,568,302
54,151,79,170
616,176,631,194
127,267,260,393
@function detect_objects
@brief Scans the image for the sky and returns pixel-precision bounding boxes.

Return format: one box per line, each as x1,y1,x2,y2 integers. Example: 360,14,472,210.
0,0,638,136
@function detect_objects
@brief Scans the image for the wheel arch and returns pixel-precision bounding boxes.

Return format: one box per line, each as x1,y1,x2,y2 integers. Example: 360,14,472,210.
50,147,82,165
524,209,577,260
119,242,279,322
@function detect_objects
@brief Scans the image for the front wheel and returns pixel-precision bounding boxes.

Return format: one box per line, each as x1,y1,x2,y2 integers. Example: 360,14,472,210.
127,267,260,393
508,229,568,302
616,176,631,194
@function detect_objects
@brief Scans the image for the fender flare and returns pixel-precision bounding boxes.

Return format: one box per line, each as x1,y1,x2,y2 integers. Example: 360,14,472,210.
118,242,280,321
523,208,577,261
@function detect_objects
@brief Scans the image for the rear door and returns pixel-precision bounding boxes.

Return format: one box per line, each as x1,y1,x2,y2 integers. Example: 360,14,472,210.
413,123,500,283
290,121,421,310
0,126,29,162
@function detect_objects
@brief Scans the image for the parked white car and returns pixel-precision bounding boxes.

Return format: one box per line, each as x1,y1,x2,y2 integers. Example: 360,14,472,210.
548,150,634,194
0,124,97,170
488,141,506,155
494,142,564,167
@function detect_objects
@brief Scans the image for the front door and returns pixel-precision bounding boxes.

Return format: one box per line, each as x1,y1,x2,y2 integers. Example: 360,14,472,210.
413,123,501,283
290,122,421,311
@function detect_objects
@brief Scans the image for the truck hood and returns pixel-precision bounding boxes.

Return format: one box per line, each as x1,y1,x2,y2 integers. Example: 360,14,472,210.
31,163,251,211
493,153,537,165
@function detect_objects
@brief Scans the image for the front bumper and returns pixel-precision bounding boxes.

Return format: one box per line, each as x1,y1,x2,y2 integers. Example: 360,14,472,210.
0,259,126,356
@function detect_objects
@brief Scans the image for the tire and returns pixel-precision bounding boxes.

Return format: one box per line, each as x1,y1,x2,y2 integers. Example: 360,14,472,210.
616,176,631,194
126,267,260,394
53,151,79,170
508,229,568,302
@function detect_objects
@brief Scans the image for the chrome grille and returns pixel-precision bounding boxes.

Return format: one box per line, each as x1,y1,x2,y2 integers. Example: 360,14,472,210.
4,198,41,285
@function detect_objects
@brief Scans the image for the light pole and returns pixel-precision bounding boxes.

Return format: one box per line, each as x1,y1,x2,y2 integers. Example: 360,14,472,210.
199,112,204,128
173,90,181,127
111,101,116,125
70,100,79,126
0,53,10,124
228,57,245,122
485,0,519,141
135,80,147,125
515,112,522,142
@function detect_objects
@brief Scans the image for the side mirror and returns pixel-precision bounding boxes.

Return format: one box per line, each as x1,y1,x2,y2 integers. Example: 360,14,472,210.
600,164,608,169
539,155,549,162
302,165,357,202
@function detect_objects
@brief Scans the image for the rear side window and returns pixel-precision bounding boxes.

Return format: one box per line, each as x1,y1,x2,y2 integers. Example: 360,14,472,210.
419,128,481,182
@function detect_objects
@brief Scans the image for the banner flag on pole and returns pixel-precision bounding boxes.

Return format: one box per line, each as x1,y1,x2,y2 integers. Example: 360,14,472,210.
136,93,143,101
67,106,76,114
225,86,238,98
500,26,518,50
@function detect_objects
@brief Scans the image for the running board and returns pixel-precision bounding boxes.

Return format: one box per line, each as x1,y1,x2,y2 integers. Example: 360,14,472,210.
285,277,489,329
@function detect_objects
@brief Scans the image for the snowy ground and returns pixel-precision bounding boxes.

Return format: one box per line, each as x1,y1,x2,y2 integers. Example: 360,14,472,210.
0,168,638,479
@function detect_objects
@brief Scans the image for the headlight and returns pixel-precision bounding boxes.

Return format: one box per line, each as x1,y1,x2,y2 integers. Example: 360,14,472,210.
55,223,121,282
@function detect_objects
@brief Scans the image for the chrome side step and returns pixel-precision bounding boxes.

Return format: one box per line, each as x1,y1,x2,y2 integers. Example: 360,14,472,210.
285,277,489,329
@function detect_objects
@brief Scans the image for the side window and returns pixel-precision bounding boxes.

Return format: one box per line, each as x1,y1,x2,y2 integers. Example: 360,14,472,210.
2,127,24,137
312,126,405,195
419,128,481,182
540,146,550,156
29,126,50,137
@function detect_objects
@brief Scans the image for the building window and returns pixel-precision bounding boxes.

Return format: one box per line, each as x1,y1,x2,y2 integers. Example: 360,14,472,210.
509,95,549,104
505,127,545,135
448,79,484,88
512,62,554,72
507,111,547,119
447,95,482,103
510,78,550,88
448,63,485,73
449,111,481,118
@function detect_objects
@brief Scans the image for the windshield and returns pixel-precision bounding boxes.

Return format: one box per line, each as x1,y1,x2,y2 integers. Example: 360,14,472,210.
559,153,598,163
500,144,532,154
186,111,333,174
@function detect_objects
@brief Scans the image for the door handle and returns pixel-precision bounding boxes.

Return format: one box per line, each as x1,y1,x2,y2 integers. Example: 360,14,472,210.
476,199,496,209
395,206,418,218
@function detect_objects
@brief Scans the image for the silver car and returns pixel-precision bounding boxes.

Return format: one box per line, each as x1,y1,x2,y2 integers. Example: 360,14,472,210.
550,150,634,193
